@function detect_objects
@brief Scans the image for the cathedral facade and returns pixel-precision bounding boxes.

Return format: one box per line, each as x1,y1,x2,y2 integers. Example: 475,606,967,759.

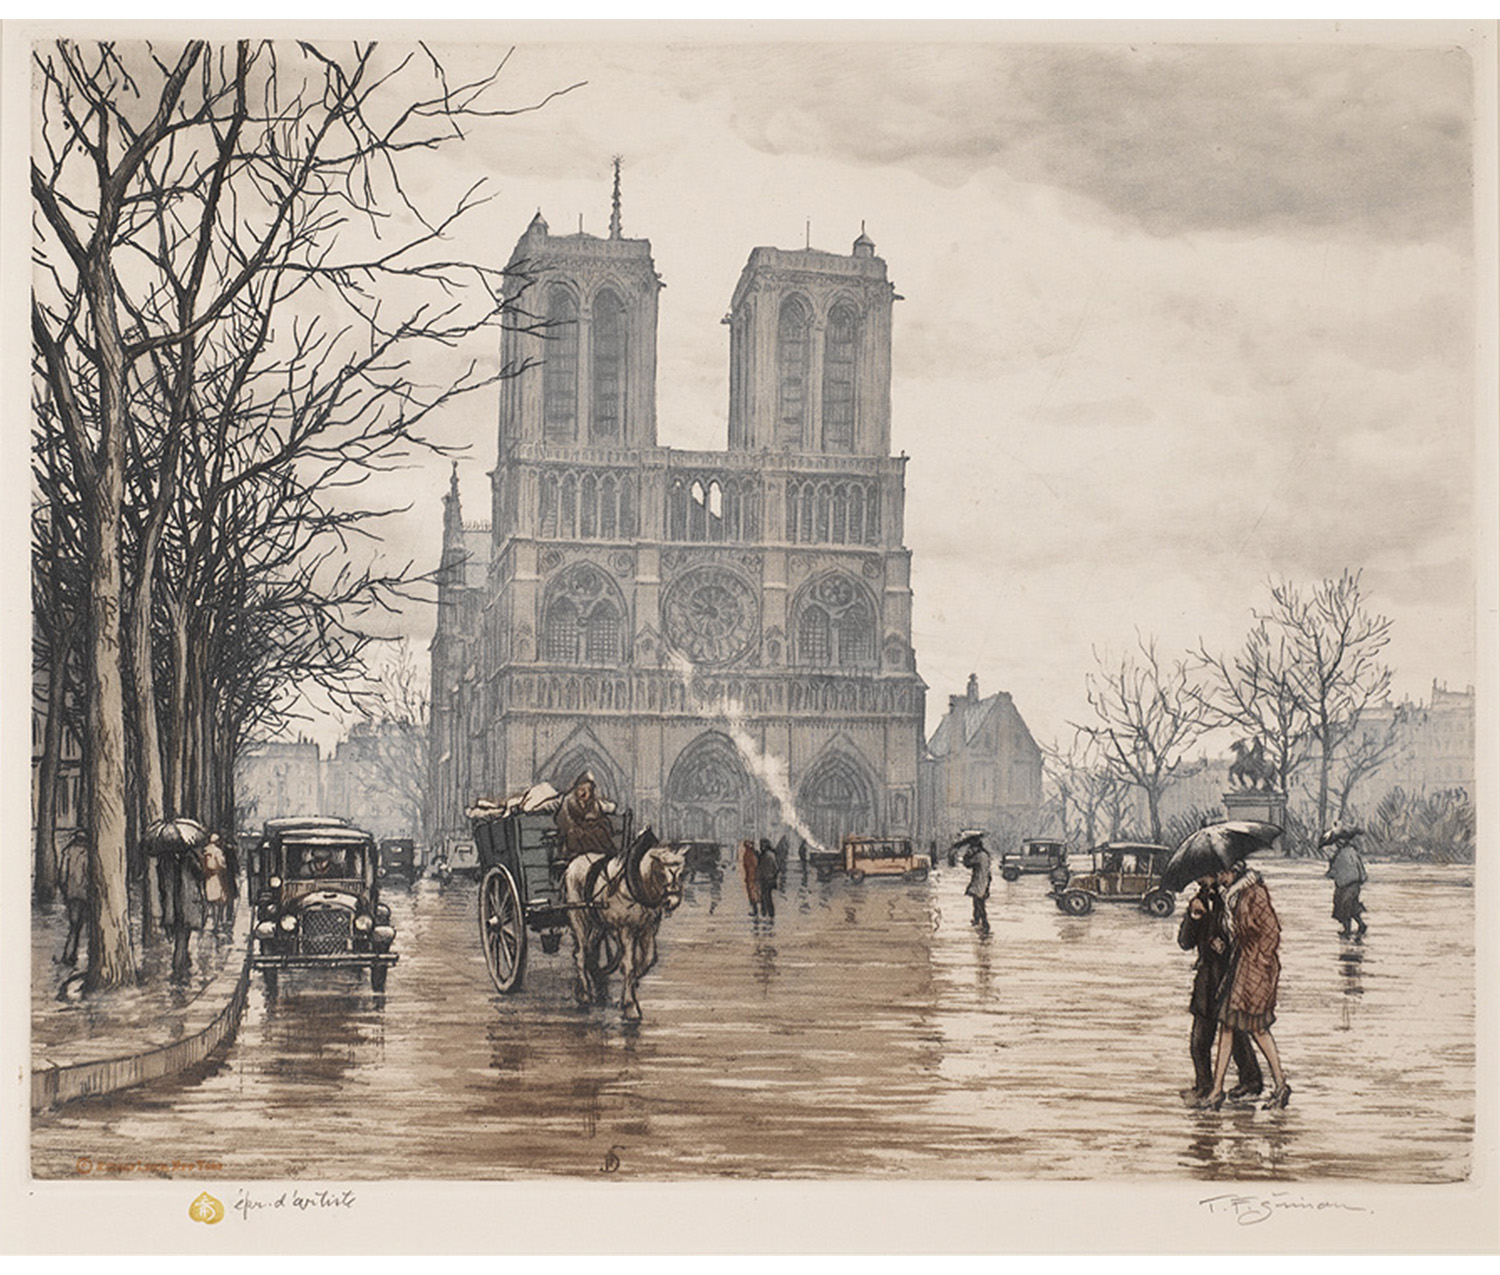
430,200,926,854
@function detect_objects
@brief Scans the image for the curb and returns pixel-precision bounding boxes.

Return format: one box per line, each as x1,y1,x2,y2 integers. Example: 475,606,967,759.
31,929,253,1114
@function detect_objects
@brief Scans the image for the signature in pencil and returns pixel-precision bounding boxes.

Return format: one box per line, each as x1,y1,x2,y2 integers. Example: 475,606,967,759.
1200,1192,1371,1226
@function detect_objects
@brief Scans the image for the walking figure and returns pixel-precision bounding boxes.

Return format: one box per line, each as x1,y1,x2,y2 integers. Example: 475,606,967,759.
1177,874,1262,1102
59,833,89,966
756,838,781,920
1197,862,1292,1110
740,839,762,916
957,832,991,936
1322,824,1369,937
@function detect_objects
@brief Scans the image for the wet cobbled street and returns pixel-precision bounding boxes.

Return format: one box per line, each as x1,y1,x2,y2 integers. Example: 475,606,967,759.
32,859,1473,1182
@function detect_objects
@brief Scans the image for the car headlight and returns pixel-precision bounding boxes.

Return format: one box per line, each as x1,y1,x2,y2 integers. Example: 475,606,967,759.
279,914,298,932
375,904,390,923
254,921,276,940
353,914,373,932
268,876,282,889
373,925,396,944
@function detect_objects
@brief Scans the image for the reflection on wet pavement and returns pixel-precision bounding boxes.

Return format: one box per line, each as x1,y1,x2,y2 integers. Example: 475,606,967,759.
33,860,1473,1182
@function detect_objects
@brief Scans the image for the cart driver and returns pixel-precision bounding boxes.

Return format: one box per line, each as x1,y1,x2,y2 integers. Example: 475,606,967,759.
556,771,617,861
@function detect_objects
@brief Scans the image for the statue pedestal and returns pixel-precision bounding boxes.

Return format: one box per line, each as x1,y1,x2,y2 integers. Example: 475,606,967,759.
1222,790,1289,852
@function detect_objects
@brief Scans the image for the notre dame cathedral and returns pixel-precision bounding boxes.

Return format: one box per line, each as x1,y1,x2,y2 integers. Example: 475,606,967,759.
430,185,926,854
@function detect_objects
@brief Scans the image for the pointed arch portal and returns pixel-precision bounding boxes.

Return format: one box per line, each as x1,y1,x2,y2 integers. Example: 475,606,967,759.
665,732,756,843
797,750,879,853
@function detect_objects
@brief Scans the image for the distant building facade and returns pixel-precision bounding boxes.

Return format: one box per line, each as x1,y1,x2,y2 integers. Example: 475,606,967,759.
430,199,926,853
322,721,424,842
1360,680,1476,797
235,739,322,827
922,675,1043,850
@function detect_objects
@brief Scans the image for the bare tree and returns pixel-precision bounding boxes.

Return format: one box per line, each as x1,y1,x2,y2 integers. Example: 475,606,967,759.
1075,634,1208,844
1264,571,1393,838
348,640,431,843
32,39,575,988
1042,729,1125,848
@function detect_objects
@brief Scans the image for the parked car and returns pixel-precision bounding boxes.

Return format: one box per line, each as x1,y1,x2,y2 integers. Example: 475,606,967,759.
1048,842,1176,917
999,838,1070,882
379,837,418,881
250,818,398,993
676,840,724,884
814,835,931,884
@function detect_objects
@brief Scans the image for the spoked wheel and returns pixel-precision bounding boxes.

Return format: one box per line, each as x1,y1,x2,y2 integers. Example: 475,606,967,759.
1142,890,1176,918
479,866,527,993
1062,890,1093,916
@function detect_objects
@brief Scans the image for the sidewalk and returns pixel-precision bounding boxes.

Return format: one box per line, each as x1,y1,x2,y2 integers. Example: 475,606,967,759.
31,891,251,1110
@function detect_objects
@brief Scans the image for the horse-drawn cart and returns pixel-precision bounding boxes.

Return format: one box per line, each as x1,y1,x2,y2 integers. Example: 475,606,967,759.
468,787,630,995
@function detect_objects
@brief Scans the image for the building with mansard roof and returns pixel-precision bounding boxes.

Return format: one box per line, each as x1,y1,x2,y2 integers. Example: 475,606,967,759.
429,189,926,852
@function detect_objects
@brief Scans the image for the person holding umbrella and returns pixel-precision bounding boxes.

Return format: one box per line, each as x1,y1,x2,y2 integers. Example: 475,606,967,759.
955,831,992,937
1322,824,1369,937
1165,822,1285,1108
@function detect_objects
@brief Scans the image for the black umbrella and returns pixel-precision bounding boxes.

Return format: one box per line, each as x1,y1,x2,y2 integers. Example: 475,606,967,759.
1162,820,1281,894
1319,823,1363,848
141,817,209,858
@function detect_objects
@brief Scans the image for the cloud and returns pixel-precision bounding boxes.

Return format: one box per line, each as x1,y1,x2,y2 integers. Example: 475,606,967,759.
674,42,1473,243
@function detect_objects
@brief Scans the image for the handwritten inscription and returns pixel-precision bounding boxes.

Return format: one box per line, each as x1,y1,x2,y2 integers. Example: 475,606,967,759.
234,1188,357,1222
1199,1192,1371,1226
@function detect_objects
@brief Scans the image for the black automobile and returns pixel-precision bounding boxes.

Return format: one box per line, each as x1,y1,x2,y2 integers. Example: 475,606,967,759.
250,818,398,993
379,837,418,881
999,838,1070,882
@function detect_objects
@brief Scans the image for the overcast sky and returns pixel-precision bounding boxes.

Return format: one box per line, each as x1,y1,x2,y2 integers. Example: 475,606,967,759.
326,29,1481,750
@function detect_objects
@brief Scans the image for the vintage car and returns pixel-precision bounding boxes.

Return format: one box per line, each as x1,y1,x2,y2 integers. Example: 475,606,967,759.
250,818,398,993
1048,841,1176,917
676,840,724,884
815,835,931,884
999,838,1070,882
378,837,418,881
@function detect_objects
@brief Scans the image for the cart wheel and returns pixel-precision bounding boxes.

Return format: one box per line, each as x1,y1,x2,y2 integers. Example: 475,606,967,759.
370,963,388,993
1001,866,1021,882
1062,890,1093,916
849,869,866,884
1143,890,1175,918
479,865,527,993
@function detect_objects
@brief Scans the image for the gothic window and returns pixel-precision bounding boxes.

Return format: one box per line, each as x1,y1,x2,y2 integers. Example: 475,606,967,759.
600,475,618,538
585,602,621,663
777,298,811,448
543,286,578,442
540,472,560,537
799,482,814,542
849,488,865,545
866,484,881,543
668,478,688,540
832,484,848,544
580,473,598,538
794,573,877,668
560,473,578,537
591,288,626,441
544,598,580,662
822,302,858,453
814,483,831,542
798,606,831,666
619,477,635,537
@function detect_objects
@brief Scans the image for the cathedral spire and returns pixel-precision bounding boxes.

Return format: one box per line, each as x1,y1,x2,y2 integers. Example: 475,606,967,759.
609,155,623,240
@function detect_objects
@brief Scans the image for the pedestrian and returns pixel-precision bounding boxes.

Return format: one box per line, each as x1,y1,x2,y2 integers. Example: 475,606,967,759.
556,771,617,860
740,839,761,917
1197,861,1291,1110
757,838,781,920
201,833,231,934
959,833,992,936
1322,825,1369,937
158,839,208,983
1177,874,1263,1103
58,833,89,966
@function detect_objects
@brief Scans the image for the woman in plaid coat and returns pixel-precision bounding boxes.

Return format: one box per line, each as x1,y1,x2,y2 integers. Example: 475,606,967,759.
1199,864,1292,1110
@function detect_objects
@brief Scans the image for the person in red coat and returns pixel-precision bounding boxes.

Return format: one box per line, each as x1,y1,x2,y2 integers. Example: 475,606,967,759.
1198,862,1291,1110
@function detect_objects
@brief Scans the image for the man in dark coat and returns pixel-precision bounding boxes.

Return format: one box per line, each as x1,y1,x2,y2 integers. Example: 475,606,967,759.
959,833,992,936
59,834,89,966
756,839,781,919
556,772,616,861
1178,875,1263,1101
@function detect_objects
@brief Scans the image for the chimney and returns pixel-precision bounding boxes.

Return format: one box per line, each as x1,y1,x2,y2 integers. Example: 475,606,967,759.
967,673,980,703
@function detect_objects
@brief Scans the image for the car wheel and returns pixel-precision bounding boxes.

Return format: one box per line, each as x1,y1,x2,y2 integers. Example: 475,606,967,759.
849,869,866,884
1143,890,1175,918
1001,866,1021,882
1063,890,1093,916
370,964,388,993
907,867,930,882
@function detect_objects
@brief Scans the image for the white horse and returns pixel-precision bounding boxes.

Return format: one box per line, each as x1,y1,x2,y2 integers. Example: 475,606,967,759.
564,839,685,1022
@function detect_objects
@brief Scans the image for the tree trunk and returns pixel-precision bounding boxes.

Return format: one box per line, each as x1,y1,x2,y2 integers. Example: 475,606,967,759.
1147,787,1163,844
33,649,68,903
166,595,189,816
